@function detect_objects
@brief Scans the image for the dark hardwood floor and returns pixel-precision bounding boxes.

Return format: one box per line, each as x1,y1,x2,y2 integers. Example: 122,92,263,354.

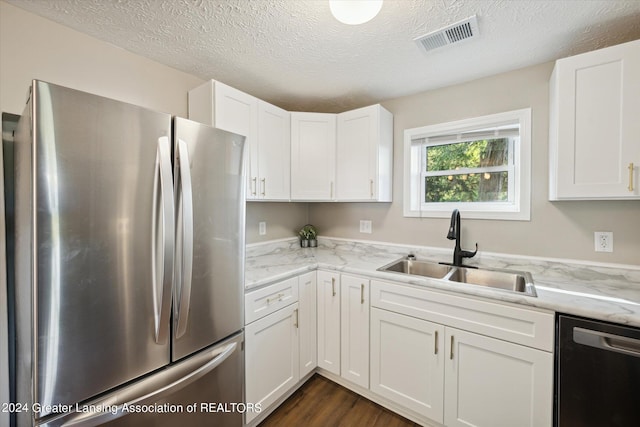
258,374,420,427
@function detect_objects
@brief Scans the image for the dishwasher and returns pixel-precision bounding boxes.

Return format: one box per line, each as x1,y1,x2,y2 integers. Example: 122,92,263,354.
556,314,640,426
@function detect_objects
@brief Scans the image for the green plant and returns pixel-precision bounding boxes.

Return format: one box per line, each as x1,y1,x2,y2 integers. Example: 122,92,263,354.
299,224,317,240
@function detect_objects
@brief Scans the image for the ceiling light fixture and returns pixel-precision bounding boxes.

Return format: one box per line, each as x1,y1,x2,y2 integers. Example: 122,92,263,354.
329,0,383,25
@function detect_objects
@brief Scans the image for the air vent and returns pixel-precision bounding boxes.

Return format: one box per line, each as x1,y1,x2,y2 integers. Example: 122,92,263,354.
414,15,479,53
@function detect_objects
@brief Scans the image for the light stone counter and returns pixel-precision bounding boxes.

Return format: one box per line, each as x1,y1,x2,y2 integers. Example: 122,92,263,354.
245,237,640,328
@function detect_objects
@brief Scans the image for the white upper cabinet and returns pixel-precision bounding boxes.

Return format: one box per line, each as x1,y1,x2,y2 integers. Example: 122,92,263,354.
188,80,290,201
188,80,257,136
191,81,394,202
336,105,393,201
291,112,337,201
549,39,640,200
256,101,291,200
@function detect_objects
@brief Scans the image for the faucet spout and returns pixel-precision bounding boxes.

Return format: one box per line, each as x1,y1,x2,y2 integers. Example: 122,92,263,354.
446,209,478,266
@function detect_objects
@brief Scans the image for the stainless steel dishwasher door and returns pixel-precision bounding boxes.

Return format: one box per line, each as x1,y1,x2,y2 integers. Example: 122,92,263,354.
556,314,640,427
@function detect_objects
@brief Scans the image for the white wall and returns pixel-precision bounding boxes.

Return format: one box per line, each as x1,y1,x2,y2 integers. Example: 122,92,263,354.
0,1,203,116
0,1,205,418
310,61,640,265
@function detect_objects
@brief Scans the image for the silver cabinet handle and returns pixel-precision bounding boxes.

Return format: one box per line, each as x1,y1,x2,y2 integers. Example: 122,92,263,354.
370,179,374,198
294,308,299,328
332,277,336,297
360,284,365,304
629,163,635,192
152,137,175,344
175,139,194,339
266,293,285,304
251,177,257,196
434,330,438,355
450,335,454,360
330,181,334,199
261,178,266,196
574,327,640,358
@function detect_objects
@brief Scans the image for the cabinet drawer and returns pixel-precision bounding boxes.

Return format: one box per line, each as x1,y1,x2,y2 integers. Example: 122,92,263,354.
371,280,554,351
245,277,299,324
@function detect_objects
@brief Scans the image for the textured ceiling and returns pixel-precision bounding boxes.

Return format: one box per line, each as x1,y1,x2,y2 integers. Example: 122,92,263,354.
7,0,640,112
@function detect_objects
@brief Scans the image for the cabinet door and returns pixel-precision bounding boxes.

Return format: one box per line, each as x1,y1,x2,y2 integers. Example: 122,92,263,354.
245,303,300,424
187,81,258,198
340,274,369,388
336,104,393,202
291,112,337,200
444,328,553,427
370,308,444,423
316,271,340,375
298,272,317,378
257,101,291,200
213,81,259,200
550,39,640,199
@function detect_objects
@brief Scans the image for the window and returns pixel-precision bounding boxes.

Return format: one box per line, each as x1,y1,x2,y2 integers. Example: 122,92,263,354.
404,108,531,220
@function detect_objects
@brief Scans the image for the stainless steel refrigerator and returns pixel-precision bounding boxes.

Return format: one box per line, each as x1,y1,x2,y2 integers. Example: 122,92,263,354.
12,80,246,426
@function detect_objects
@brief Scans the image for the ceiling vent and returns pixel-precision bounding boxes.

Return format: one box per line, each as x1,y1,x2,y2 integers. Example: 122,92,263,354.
414,15,479,53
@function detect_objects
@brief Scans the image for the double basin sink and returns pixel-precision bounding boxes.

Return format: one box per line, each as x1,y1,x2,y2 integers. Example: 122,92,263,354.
377,256,537,297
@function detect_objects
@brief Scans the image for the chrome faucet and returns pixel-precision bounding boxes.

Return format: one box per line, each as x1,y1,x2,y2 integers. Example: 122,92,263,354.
447,209,478,267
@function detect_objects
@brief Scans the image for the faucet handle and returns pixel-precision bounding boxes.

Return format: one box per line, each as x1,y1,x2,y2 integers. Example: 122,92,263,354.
461,243,478,259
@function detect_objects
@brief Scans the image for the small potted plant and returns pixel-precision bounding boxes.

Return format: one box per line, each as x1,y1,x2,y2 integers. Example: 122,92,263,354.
298,224,318,248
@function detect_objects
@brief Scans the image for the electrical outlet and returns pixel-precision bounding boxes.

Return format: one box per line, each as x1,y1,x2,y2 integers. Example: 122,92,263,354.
594,231,613,252
359,220,372,234
259,221,266,236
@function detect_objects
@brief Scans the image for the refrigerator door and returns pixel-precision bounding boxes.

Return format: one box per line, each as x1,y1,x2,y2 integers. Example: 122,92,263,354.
38,332,244,427
172,118,245,360
13,81,175,420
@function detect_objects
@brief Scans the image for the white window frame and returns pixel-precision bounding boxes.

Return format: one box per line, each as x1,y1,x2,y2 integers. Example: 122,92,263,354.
403,108,531,220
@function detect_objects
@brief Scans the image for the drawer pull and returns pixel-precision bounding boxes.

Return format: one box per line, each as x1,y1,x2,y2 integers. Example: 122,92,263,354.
261,178,266,196
434,331,438,355
360,284,365,304
294,308,299,328
332,278,336,297
251,177,257,196
450,335,454,360
629,163,635,192
266,293,285,304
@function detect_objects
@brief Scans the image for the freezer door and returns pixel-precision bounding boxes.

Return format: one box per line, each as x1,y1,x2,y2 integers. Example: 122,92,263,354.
38,332,245,427
172,117,246,360
13,81,174,420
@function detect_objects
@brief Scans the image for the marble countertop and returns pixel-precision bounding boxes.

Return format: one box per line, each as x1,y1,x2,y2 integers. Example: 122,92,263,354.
245,237,640,328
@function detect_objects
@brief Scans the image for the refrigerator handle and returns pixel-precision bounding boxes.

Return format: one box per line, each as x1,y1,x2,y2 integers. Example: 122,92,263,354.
175,139,194,338
152,136,175,344
42,340,239,427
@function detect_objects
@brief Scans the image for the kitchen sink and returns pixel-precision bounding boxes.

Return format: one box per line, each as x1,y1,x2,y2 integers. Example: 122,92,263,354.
377,258,453,279
445,267,536,297
378,256,537,297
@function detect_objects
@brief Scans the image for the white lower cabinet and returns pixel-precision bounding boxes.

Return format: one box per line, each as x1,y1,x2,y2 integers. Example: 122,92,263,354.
298,272,317,378
244,274,318,424
245,273,554,427
317,270,341,375
370,307,445,422
244,302,299,424
444,328,553,427
340,274,370,388
370,279,554,427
